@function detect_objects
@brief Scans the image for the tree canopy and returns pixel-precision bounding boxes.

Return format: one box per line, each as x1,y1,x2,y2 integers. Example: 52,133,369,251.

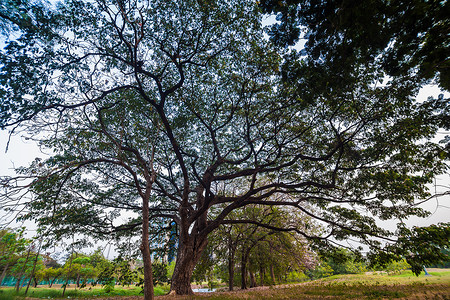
0,0,449,297
260,0,450,91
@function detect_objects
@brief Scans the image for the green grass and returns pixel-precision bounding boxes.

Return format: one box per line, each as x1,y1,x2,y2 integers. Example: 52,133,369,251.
0,284,169,299
1,270,449,299
0,289,16,300
428,270,450,277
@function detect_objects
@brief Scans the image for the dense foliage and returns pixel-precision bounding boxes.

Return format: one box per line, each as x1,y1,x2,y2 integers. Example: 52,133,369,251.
260,0,450,90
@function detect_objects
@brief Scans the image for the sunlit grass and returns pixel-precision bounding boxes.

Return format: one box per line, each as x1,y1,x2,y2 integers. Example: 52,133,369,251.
1,270,448,299
159,269,450,300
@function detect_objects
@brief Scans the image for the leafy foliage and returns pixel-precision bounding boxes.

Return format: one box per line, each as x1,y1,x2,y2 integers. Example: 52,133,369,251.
96,259,116,293
151,261,168,286
323,248,367,275
260,0,450,90
397,223,450,275
194,205,317,289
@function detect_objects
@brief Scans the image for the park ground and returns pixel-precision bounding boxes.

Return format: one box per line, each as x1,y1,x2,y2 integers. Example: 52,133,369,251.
1,268,449,299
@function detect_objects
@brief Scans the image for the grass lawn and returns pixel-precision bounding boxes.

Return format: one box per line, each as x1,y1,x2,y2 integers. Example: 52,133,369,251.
1,269,448,299
0,283,169,299
158,268,450,299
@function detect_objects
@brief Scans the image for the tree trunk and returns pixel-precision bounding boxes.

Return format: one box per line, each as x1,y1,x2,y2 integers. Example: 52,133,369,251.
26,241,42,295
240,244,255,290
227,239,235,291
270,265,275,284
250,271,257,288
259,265,264,286
15,272,24,290
62,249,74,298
16,246,32,292
170,234,208,295
228,253,235,291
141,193,154,300
240,252,247,290
0,261,9,285
14,276,22,291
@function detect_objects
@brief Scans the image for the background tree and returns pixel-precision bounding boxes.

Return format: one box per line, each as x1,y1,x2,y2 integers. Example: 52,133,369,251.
151,261,168,287
429,248,450,268
96,257,116,293
248,229,314,285
41,253,61,270
115,257,138,287
24,238,43,294
233,207,313,290
191,242,217,289
321,248,367,276
9,243,44,292
0,228,29,286
72,256,97,288
201,204,317,290
0,0,449,296
36,267,63,287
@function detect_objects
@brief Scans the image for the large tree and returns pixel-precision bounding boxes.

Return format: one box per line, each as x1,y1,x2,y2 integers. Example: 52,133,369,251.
0,0,449,296
0,228,30,285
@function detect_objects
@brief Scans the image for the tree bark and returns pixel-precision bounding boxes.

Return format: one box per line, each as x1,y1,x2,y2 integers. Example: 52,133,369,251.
270,264,275,284
227,237,236,291
259,265,264,286
141,192,154,300
228,251,235,291
25,242,41,295
250,271,257,288
50,277,56,288
240,251,247,290
62,248,74,298
0,261,9,286
16,246,32,292
170,233,208,295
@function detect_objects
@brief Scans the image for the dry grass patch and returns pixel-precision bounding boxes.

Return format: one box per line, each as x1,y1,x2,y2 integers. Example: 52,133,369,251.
14,269,450,299
156,269,450,300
